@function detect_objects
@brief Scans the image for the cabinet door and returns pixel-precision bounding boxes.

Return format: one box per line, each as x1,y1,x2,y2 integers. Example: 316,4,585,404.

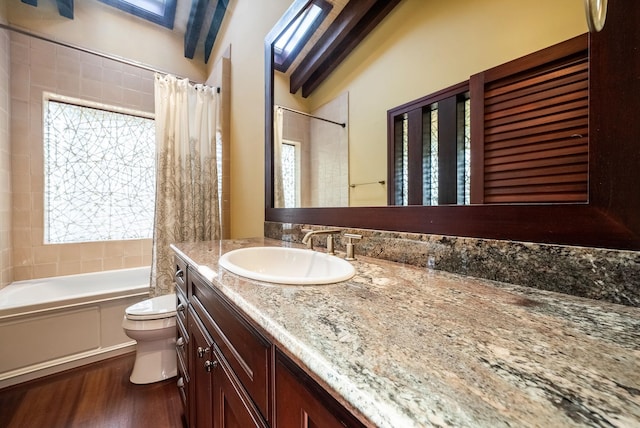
189,310,214,428
212,347,268,428
275,350,366,428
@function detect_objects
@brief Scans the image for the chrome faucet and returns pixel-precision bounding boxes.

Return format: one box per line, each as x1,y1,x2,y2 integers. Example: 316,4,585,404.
301,229,342,253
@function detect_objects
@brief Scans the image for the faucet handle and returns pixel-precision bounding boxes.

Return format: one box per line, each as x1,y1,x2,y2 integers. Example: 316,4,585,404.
343,233,362,261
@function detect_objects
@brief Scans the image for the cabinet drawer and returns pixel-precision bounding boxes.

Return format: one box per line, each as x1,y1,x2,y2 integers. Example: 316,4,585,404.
174,255,188,295
189,270,272,424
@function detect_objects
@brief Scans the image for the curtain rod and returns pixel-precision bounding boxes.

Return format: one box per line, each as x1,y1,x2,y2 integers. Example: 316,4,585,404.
0,23,218,92
276,105,346,128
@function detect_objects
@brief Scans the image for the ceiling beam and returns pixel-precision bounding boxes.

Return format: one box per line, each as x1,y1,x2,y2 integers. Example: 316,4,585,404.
184,0,208,59
204,0,229,64
289,0,401,98
56,0,74,19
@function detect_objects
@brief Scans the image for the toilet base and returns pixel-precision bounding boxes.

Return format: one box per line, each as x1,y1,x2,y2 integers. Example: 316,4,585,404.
129,336,177,384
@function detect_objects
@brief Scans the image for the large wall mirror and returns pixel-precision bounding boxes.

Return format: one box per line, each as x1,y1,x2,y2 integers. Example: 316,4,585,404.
265,0,640,250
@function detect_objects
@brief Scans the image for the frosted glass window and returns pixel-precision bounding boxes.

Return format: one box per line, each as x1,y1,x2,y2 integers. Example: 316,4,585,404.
43,97,155,244
281,141,300,208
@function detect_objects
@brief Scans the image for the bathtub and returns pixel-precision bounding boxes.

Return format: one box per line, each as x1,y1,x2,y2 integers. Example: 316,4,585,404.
0,267,151,388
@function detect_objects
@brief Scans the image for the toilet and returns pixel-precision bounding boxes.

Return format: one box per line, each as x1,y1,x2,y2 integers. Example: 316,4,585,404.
122,293,177,384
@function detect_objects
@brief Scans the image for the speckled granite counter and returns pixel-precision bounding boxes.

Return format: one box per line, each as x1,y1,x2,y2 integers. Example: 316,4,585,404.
172,238,640,428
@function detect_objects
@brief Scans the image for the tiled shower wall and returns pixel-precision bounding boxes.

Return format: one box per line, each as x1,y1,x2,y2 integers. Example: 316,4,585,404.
282,109,311,207
0,27,11,288
310,93,348,207
280,93,348,208
9,32,154,282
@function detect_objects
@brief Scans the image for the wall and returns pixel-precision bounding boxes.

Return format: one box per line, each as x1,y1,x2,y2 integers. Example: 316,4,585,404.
6,0,206,82
10,32,154,280
0,25,10,288
205,0,294,238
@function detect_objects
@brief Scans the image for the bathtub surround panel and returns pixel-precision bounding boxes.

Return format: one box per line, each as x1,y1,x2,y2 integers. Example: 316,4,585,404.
0,27,10,289
265,222,640,307
9,31,154,281
0,267,150,388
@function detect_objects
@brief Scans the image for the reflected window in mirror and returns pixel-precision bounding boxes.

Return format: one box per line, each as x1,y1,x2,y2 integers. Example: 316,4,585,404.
273,0,332,73
388,35,588,207
389,84,470,206
281,140,301,208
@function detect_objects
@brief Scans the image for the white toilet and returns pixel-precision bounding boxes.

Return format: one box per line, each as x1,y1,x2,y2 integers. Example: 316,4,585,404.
122,293,177,384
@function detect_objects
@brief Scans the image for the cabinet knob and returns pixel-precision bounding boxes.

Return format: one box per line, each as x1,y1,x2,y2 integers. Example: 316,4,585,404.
177,303,186,312
175,269,184,279
176,337,185,349
197,346,210,358
204,360,218,372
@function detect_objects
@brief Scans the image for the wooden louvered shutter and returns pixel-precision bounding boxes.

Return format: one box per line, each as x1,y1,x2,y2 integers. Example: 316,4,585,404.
470,34,589,204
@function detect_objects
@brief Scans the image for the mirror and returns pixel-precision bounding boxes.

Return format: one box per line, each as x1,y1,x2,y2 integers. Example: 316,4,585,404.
265,0,640,250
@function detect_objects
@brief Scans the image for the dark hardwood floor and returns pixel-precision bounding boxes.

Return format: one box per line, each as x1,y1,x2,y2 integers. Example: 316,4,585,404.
0,353,185,428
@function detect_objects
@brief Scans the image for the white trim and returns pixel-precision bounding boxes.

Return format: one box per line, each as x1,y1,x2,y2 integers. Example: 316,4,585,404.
0,342,137,389
43,91,155,120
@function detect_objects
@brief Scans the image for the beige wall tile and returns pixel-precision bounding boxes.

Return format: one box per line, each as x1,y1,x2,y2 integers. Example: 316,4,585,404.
81,259,103,273
59,244,82,262
9,32,155,281
32,262,57,278
33,245,59,264
57,260,82,276
13,265,33,281
103,257,124,271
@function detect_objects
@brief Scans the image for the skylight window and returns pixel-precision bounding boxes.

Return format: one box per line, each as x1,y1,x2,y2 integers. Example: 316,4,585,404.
98,0,177,29
274,0,332,72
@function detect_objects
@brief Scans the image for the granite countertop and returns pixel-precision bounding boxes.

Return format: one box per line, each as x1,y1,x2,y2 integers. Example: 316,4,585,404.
172,238,640,428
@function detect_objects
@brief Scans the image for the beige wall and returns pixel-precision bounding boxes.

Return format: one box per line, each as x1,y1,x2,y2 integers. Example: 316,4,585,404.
0,27,11,288
206,0,294,238
278,0,587,206
6,0,205,82
10,32,154,281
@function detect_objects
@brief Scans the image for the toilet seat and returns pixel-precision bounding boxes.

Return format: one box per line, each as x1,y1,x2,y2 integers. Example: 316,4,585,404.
125,293,176,321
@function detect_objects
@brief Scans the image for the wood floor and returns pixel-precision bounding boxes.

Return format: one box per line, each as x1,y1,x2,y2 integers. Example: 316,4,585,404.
0,353,186,428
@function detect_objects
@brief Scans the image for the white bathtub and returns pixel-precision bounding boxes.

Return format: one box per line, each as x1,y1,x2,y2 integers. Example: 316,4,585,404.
0,267,151,388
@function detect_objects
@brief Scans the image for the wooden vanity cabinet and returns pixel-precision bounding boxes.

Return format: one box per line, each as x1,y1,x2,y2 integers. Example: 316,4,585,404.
175,256,190,414
174,253,365,428
275,350,366,428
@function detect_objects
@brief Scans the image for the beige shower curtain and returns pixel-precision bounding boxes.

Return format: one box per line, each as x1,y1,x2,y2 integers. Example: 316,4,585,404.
273,106,285,208
151,74,221,295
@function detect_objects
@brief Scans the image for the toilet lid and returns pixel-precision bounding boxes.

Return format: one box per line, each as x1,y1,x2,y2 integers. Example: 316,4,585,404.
126,294,177,321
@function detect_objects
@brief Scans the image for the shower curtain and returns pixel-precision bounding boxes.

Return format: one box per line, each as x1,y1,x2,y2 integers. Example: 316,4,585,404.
151,74,221,295
273,106,285,208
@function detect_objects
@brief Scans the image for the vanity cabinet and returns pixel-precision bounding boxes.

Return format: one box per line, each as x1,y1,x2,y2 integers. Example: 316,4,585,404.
174,253,365,428
275,350,366,428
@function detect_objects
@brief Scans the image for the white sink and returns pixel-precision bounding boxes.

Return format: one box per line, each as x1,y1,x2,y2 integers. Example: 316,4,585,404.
218,247,355,285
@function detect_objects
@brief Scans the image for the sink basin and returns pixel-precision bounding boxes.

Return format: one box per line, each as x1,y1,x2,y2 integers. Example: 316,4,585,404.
218,247,355,285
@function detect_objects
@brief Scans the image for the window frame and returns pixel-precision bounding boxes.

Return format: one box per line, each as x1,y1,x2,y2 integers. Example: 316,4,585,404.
387,82,469,206
98,0,177,29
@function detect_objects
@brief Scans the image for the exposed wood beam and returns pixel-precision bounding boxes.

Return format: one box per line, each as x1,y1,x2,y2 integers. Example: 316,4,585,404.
184,0,208,59
56,0,74,19
204,0,229,64
21,0,38,6
290,0,401,98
